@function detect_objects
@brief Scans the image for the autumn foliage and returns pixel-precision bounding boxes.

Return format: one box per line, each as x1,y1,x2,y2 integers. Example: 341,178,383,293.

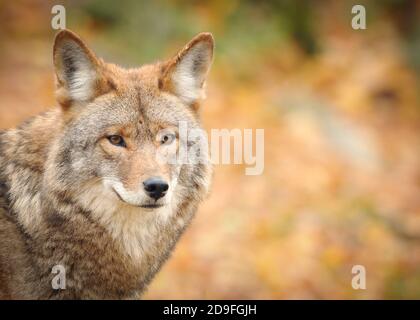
0,0,419,299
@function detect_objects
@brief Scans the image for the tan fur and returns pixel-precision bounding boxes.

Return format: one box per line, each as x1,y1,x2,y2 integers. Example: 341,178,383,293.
0,30,213,299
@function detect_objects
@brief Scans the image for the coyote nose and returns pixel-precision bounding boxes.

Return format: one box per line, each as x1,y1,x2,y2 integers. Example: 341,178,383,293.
143,177,169,201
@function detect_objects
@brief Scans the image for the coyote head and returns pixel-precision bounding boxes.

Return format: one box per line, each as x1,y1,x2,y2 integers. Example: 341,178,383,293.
47,30,213,213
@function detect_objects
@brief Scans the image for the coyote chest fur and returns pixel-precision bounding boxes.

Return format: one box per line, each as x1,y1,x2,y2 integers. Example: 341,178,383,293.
0,30,213,299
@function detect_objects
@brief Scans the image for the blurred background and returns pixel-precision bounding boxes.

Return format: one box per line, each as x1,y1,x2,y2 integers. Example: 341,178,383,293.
0,0,419,299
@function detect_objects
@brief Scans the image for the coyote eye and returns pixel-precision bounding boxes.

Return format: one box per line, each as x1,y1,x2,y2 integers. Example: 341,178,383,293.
107,135,126,147
161,133,176,145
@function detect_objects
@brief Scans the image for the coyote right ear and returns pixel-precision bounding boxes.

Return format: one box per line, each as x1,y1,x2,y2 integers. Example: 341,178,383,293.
53,30,111,108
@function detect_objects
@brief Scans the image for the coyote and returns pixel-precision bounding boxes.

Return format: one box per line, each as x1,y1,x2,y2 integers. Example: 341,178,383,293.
0,30,214,299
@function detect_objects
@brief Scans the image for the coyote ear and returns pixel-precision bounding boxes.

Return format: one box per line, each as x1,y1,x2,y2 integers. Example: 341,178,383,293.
160,33,214,105
53,30,106,108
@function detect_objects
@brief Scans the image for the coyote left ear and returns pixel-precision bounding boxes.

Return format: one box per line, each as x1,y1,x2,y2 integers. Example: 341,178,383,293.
53,30,110,108
160,33,214,105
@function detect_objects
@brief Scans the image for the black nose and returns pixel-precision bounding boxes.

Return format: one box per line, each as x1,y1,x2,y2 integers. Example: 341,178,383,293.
143,177,169,201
